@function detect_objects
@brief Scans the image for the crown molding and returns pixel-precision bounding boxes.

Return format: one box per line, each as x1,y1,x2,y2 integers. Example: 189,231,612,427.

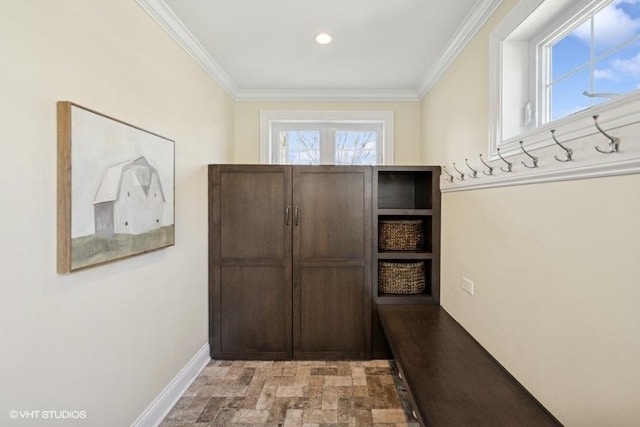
416,0,503,99
235,89,420,102
137,0,418,101
138,0,502,102
136,0,239,99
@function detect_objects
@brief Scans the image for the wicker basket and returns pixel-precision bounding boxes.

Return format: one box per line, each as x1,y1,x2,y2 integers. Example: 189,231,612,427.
378,261,426,294
379,219,425,251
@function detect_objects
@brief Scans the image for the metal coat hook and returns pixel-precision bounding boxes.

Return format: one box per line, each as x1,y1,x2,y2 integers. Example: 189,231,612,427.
442,166,454,183
452,162,465,181
551,129,573,162
519,141,538,169
593,115,620,154
496,148,513,173
465,158,478,178
479,154,493,176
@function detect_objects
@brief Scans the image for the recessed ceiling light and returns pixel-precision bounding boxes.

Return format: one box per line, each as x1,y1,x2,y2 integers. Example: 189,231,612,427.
314,33,332,45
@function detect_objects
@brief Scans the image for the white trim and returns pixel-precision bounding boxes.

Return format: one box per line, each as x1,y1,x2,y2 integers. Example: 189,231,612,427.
260,112,272,164
130,343,210,427
417,0,504,98
488,0,546,158
493,91,640,158
135,0,239,99
441,157,640,192
259,110,394,165
441,112,640,192
236,89,419,102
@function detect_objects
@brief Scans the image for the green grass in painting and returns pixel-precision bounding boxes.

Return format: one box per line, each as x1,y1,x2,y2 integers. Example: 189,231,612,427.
71,225,175,269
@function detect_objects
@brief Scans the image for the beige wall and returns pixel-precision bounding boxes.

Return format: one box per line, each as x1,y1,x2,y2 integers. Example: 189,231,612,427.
421,1,640,425
0,1,234,426
234,101,421,164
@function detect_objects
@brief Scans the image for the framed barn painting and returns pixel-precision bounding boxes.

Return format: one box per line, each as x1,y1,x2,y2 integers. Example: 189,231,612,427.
57,102,175,273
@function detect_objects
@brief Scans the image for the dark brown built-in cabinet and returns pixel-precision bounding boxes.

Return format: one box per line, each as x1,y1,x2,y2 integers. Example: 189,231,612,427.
209,165,292,360
209,164,440,360
293,167,372,359
209,165,372,360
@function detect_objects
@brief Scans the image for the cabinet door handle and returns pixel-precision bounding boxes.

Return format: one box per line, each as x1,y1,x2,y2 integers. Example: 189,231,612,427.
285,206,291,225
295,207,300,226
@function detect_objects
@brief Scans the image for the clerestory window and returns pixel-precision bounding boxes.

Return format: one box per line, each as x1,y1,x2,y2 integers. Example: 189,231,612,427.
540,0,640,123
490,0,640,156
272,123,381,165
260,111,393,165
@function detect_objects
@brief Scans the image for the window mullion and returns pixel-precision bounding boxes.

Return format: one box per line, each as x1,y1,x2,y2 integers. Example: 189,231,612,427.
271,127,280,164
538,42,549,125
592,14,597,97
320,127,333,165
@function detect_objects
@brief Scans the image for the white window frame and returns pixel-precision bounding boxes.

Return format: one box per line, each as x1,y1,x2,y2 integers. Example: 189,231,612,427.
259,110,394,165
489,0,640,159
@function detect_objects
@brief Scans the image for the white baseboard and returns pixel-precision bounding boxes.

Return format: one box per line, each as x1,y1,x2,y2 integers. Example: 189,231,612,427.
131,343,210,427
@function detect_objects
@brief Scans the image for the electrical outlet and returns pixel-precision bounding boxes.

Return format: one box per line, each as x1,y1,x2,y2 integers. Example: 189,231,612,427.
462,277,474,295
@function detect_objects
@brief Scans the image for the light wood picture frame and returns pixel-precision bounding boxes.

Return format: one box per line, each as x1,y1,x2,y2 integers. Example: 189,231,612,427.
57,102,175,273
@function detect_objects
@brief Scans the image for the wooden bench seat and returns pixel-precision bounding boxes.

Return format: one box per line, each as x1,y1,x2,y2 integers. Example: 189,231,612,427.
378,304,561,427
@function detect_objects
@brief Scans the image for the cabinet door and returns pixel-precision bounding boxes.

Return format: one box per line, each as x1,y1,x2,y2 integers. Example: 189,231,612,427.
292,166,372,359
209,165,292,359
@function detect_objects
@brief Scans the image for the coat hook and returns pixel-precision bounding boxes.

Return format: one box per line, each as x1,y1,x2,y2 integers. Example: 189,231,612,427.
465,158,478,178
551,130,573,162
519,141,538,169
593,115,620,154
497,148,513,173
452,162,465,181
442,166,454,183
479,154,493,176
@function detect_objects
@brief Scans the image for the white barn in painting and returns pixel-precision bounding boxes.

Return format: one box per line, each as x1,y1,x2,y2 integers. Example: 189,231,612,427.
93,156,166,235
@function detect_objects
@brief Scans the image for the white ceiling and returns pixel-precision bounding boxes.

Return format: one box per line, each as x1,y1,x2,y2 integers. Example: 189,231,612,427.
137,0,501,100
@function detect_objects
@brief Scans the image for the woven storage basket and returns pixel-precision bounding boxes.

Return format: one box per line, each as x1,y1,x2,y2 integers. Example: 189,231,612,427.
378,261,426,294
379,219,425,251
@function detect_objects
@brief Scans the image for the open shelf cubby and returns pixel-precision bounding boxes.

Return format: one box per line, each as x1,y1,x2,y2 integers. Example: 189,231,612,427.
377,171,433,210
373,166,440,305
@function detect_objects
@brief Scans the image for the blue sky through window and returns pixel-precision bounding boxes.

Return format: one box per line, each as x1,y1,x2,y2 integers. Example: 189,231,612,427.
550,0,640,120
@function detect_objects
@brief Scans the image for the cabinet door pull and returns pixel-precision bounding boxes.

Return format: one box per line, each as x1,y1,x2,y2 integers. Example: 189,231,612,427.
295,207,300,226
285,206,291,225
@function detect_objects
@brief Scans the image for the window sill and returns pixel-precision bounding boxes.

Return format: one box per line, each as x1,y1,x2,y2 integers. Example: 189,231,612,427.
491,91,640,159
